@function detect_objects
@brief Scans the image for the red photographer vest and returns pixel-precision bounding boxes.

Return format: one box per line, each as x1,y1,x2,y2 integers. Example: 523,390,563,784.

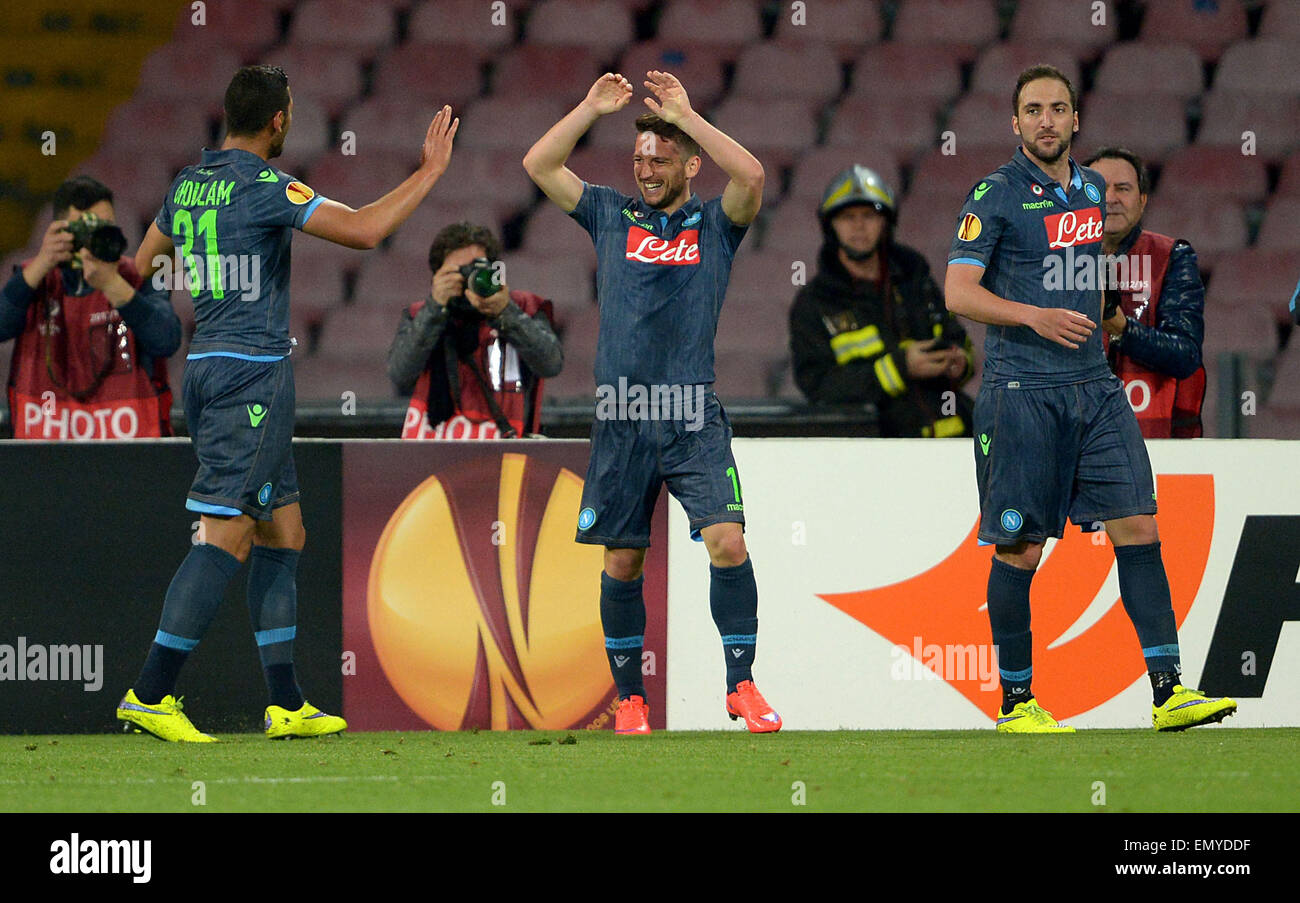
401,291,551,440
8,261,173,439
1106,231,1206,438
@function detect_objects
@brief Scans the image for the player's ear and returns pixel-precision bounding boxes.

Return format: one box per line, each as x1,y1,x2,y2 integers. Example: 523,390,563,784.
686,155,701,179
1011,115,1021,136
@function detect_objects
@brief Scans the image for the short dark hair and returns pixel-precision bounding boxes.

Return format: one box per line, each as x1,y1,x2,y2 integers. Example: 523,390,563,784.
53,175,113,218
1013,64,1078,117
427,222,502,272
633,113,701,161
1083,146,1151,195
224,65,290,137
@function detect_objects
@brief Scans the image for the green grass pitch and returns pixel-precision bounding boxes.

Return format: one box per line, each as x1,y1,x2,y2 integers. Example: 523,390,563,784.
2,729,1296,813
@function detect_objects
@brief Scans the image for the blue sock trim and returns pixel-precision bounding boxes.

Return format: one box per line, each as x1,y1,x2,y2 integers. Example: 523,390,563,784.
1142,643,1180,658
720,634,757,644
255,626,297,646
604,635,644,650
1000,666,1033,682
154,630,199,652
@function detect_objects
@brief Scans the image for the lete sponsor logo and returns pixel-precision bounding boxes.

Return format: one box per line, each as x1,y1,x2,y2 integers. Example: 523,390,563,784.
1044,208,1104,249
625,226,699,265
818,474,1214,720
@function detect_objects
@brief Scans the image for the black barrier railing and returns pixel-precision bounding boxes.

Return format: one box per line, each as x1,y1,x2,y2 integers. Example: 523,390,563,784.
1,399,881,438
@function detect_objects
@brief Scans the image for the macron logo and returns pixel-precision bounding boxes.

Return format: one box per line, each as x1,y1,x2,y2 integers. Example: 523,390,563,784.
50,834,151,884
625,227,699,265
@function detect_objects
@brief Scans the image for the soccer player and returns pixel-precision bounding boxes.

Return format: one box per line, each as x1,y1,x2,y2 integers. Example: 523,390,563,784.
523,71,780,734
116,65,458,741
944,64,1236,733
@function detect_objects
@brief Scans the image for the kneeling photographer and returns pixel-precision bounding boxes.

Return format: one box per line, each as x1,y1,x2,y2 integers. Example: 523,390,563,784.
388,222,563,439
1,175,181,439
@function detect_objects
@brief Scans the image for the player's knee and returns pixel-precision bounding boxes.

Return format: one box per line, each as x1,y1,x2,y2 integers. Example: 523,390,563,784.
604,548,646,582
704,527,747,567
995,541,1042,570
1107,515,1158,547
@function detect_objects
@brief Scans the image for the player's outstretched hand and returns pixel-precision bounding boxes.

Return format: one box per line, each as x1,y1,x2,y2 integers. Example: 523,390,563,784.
1031,308,1096,349
643,70,692,124
583,73,634,116
420,105,459,177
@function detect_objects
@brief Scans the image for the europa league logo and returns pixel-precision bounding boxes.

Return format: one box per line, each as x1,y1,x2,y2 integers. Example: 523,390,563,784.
366,453,612,729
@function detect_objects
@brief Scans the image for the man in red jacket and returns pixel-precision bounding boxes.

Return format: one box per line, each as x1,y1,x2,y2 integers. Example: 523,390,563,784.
2,176,181,438
1084,147,1206,437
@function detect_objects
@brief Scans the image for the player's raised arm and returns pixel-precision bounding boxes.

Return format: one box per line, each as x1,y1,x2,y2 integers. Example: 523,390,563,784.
643,71,764,226
523,73,632,212
946,263,1095,349
304,106,458,250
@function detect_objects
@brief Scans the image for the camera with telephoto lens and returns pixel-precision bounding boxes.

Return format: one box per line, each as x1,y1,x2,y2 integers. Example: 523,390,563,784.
66,213,127,264
449,257,502,318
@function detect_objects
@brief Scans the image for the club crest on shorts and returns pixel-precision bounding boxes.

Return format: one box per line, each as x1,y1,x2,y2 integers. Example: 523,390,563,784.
578,507,596,530
258,482,273,506
1000,508,1023,533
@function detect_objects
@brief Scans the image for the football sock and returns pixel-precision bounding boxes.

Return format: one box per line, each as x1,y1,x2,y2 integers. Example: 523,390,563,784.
1150,670,1179,707
709,557,758,694
988,557,1035,710
134,543,242,704
600,571,646,700
1114,542,1182,686
247,546,304,710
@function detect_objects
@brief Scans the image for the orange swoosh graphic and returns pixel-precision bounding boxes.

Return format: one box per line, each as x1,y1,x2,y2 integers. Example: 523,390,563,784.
820,474,1214,719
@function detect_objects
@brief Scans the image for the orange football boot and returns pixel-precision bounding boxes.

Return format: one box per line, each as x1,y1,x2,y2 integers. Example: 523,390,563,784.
726,680,782,733
614,695,651,735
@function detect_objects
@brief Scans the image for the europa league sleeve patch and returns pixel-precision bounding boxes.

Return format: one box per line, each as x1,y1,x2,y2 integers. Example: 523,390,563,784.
285,181,315,205
957,212,983,241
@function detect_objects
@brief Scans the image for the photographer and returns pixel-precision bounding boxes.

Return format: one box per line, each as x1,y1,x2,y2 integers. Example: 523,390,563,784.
1,176,181,439
387,222,563,439
790,165,975,437
1084,147,1205,437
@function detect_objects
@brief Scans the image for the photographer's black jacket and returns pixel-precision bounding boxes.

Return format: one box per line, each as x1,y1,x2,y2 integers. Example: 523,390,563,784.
790,240,975,437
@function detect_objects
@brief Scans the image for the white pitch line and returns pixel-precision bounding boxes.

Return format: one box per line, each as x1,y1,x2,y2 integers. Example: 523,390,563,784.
0,774,458,787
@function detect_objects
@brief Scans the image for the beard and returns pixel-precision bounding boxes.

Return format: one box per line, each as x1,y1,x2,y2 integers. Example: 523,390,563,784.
643,178,685,210
1026,131,1071,166
268,130,286,159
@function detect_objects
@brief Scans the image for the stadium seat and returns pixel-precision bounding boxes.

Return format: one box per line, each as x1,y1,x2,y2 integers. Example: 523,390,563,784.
707,98,818,169
288,0,397,55
545,341,596,400
1259,0,1300,39
292,346,403,403
519,201,598,264
1075,92,1189,164
288,254,350,322
1260,344,1300,409
1255,198,1300,249
824,96,938,164
1156,146,1268,204
617,42,727,110
1201,301,1278,357
263,44,365,115
429,149,538,212
945,93,1021,153
352,252,439,308
306,149,413,207
406,0,520,49
1247,406,1300,439
338,98,451,156
772,0,882,61
490,44,604,102
1138,198,1248,269
134,43,241,112
655,0,764,62
98,99,214,166
1092,42,1203,98
525,0,635,54
713,350,783,399
385,200,510,258
1205,249,1298,319
970,44,1083,98
1276,152,1300,197
1009,0,1118,58
371,43,488,110
1212,39,1300,96
1139,0,1248,62
456,97,570,152
72,150,181,221
847,44,963,108
499,251,595,313
170,0,281,54
1194,90,1300,161
892,0,999,63
730,42,844,104
568,145,635,190
894,189,970,285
